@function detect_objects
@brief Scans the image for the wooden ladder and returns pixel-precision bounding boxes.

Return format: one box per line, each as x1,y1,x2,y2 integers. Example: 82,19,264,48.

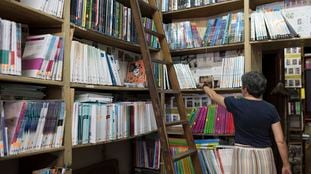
129,0,202,173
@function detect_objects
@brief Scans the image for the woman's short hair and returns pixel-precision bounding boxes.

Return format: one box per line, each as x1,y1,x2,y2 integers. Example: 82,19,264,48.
242,71,267,98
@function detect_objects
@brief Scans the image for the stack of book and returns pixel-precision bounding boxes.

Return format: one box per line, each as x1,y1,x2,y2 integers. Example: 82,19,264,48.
72,93,157,145
164,11,244,49
188,104,235,135
0,100,66,157
22,34,64,81
20,0,64,18
0,18,22,76
32,167,66,174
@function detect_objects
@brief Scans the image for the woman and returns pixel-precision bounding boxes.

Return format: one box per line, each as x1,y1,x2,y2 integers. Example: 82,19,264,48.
203,71,291,174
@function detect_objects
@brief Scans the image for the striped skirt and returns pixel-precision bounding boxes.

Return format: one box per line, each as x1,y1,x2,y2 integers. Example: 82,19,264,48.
231,145,277,174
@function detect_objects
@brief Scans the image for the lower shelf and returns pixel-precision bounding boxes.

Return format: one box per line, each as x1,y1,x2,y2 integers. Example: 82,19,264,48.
73,130,158,149
0,147,65,161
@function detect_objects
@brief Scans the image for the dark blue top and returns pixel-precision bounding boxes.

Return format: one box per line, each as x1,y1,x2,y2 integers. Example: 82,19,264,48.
224,96,280,148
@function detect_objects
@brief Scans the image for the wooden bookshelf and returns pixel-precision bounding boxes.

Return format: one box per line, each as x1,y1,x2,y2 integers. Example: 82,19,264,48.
0,74,64,86
250,37,311,51
72,24,159,53
0,0,63,26
73,130,158,149
70,83,149,91
170,43,244,56
0,147,65,161
163,0,243,23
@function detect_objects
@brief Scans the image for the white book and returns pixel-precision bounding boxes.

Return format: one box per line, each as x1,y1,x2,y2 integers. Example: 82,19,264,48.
72,102,78,145
20,0,45,10
89,104,97,144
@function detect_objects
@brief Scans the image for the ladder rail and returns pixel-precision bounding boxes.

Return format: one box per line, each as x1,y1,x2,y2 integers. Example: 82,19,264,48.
128,0,175,173
146,0,202,173
130,0,203,173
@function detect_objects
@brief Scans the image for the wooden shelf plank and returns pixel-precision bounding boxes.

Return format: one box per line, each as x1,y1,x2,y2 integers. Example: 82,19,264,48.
170,43,244,56
0,147,64,161
0,0,63,26
250,37,311,51
72,24,159,53
0,74,64,86
167,127,234,136
180,88,241,93
73,130,158,149
70,83,149,91
250,0,277,10
163,0,243,23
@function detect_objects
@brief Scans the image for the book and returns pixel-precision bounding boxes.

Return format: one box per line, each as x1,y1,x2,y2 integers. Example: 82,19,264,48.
125,59,146,88
135,137,161,170
162,0,232,12
284,47,302,88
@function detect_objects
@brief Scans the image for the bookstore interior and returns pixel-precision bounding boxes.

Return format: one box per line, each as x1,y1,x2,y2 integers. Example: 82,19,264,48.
0,0,311,173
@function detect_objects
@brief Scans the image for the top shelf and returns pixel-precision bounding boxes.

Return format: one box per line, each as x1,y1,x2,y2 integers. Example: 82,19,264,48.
0,0,63,26
162,0,243,23
250,37,311,51
73,24,159,53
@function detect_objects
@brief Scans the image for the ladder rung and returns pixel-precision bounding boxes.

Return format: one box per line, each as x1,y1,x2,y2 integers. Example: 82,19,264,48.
166,120,188,127
173,148,197,161
138,0,158,17
145,28,165,39
151,58,172,65
157,89,179,94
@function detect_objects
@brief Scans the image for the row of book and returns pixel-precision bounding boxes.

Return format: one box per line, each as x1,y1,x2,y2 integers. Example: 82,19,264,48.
170,139,195,174
70,0,159,48
70,40,122,85
20,0,64,18
162,0,230,12
251,4,311,41
23,34,64,81
219,56,244,88
288,101,302,115
197,142,233,174
164,12,244,49
188,104,235,135
0,100,66,157
70,0,135,41
32,167,66,174
184,50,244,89
135,138,161,170
72,94,157,145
